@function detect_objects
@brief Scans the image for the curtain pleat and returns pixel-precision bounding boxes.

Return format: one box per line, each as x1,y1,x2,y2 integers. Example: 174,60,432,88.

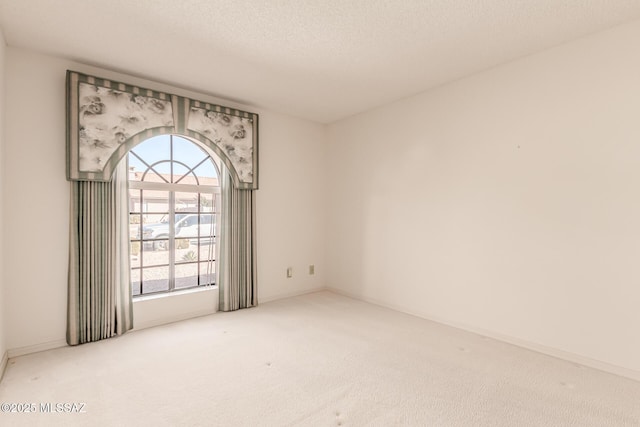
218,165,257,311
67,161,133,345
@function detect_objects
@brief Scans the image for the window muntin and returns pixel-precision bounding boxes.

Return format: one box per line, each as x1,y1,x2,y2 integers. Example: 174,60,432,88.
128,135,219,296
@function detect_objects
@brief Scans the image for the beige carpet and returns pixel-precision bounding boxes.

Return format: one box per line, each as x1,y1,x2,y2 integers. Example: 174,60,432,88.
0,291,639,426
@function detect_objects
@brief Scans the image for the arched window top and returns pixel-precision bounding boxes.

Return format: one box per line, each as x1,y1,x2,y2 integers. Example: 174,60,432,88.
128,135,219,186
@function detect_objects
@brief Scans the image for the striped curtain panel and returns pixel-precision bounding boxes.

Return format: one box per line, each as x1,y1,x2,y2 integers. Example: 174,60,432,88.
218,164,257,311
67,161,133,345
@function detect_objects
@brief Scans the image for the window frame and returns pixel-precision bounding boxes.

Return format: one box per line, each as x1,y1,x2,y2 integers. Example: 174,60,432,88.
128,135,221,297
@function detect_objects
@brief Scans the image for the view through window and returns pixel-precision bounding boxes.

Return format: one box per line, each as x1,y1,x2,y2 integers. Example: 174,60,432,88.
128,135,220,296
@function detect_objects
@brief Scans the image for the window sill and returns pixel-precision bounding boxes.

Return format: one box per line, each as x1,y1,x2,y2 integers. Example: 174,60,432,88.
133,285,218,303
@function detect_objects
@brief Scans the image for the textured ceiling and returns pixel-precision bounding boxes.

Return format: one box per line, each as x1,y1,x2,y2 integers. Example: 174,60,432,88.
1,1,640,123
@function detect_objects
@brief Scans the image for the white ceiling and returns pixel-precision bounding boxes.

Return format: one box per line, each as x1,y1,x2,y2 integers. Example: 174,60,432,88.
1,1,640,123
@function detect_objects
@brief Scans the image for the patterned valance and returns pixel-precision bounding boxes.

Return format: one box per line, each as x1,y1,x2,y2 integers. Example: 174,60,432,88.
66,71,259,189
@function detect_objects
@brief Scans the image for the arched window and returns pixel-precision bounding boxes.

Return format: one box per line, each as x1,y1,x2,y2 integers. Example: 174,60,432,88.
128,135,220,296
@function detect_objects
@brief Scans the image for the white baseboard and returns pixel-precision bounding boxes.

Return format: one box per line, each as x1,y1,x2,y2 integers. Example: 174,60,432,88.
7,339,68,359
327,287,640,383
260,286,328,304
0,350,8,382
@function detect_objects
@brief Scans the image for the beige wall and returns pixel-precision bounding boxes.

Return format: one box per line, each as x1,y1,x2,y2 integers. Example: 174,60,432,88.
3,48,326,353
327,20,640,375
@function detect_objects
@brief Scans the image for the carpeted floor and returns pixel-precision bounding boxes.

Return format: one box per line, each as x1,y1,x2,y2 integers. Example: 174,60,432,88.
0,291,639,426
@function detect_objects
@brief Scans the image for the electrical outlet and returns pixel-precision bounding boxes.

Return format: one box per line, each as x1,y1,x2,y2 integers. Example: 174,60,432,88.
309,265,315,275
286,267,293,278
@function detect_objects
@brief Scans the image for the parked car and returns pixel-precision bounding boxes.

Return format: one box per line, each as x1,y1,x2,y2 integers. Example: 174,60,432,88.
138,213,216,250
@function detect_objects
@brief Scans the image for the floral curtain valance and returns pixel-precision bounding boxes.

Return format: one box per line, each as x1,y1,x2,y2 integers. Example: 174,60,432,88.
66,71,259,189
